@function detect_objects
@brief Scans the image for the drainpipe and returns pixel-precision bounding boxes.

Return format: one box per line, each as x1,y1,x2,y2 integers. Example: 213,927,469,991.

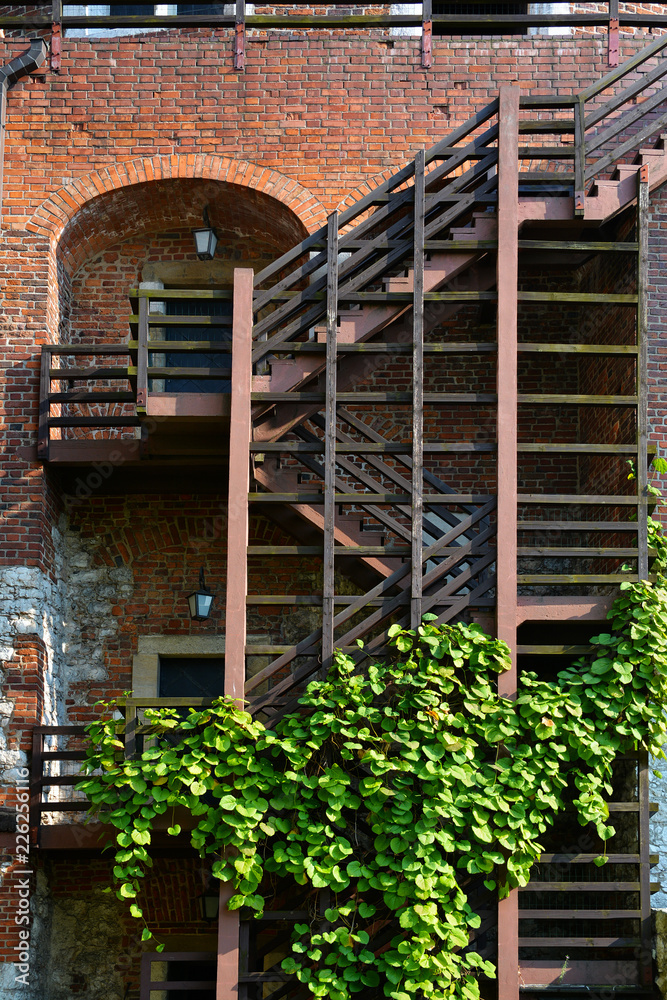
0,38,47,231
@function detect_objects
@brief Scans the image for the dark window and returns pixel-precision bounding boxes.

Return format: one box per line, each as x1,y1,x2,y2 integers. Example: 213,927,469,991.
159,657,225,699
165,958,216,999
162,297,232,394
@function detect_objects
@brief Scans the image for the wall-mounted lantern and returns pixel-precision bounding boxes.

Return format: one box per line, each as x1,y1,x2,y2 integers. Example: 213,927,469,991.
198,885,220,922
188,568,214,621
192,206,218,261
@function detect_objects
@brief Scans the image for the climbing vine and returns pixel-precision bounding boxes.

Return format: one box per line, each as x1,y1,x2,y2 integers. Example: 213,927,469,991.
78,515,667,1000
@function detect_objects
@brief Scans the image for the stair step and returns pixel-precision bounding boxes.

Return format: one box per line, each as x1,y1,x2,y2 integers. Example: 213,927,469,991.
632,146,666,166
611,163,640,181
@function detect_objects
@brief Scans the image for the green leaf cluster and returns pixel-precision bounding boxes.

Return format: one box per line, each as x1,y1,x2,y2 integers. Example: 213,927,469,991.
77,521,667,1000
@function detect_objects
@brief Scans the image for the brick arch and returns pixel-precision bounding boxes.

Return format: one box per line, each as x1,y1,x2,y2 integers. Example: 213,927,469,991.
26,154,329,248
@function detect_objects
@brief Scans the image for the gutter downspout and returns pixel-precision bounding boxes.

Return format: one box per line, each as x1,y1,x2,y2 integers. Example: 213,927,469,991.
0,38,47,232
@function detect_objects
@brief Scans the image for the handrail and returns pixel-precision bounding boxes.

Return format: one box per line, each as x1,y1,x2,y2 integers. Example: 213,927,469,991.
3,2,667,77
251,32,667,358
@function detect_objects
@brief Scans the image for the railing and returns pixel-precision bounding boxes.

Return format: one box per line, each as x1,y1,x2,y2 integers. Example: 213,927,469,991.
253,30,667,352
38,289,233,458
30,725,91,844
121,696,216,757
243,39,666,717
3,2,667,71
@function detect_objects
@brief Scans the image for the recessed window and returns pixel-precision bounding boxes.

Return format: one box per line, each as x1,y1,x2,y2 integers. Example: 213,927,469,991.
158,657,225,699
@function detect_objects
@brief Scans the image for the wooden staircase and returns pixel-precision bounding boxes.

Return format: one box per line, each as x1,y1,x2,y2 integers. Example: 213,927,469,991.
239,32,667,721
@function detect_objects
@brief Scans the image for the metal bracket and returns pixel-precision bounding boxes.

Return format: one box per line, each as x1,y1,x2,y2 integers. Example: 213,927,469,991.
608,17,619,68
421,20,432,69
51,23,61,74
234,21,245,72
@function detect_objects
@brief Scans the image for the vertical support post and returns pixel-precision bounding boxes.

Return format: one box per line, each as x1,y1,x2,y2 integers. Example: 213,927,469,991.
29,729,42,848
638,750,653,987
51,3,62,74
136,295,148,412
37,348,51,461
574,98,586,217
124,700,138,759
322,213,338,670
411,150,425,630
421,0,432,69
238,918,250,1000
637,166,649,582
217,883,241,1000
219,268,253,1000
496,85,520,1000
234,0,246,72
225,268,254,705
496,85,519,689
608,0,619,68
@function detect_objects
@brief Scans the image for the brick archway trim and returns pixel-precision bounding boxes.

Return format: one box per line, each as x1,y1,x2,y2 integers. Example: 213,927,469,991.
26,155,329,243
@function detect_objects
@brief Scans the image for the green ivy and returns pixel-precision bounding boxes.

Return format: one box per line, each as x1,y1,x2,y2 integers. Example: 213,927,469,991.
78,518,667,1000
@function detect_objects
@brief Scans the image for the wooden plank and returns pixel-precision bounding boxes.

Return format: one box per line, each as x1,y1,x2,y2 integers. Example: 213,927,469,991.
519,443,638,453
49,367,130,379
412,149,425,630
518,574,642,584
48,417,140,428
217,884,239,1000
131,288,232,300
225,268,254,705
574,98,586,215
517,241,638,252
522,393,637,404
46,345,132,355
247,493,493,503
144,341,232,352
638,750,652,987
637,169,649,582
518,938,640,948
523,882,643,892
322,213,338,669
496,85,519,1000
517,547,639,557
519,343,638,353
252,392,497,403
234,0,245,71
38,349,51,460
520,910,641,919
219,271,252,1000
517,292,637,304
248,442,496,454
518,521,638,531
47,392,135,403
518,494,641,504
